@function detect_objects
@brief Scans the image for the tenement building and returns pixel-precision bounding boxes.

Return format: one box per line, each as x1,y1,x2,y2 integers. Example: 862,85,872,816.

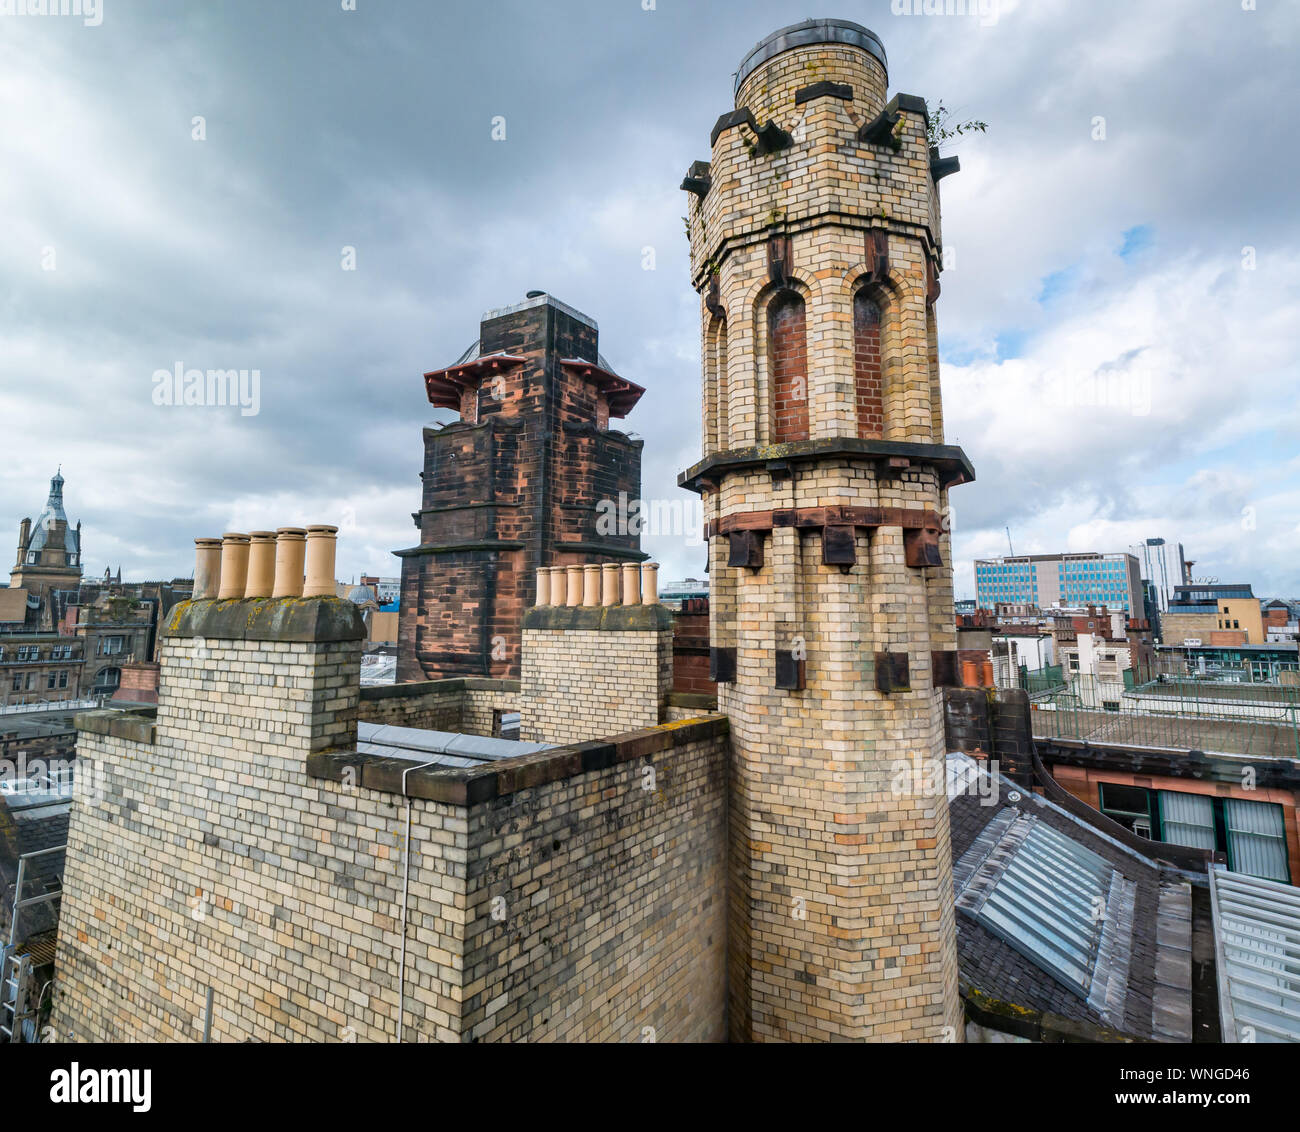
396,292,647,683
41,20,1245,1046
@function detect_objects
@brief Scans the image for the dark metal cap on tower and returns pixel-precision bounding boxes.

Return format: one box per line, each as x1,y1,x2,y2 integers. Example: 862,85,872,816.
734,18,887,96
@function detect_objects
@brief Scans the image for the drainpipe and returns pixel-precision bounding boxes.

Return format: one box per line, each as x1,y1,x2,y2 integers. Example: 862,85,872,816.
396,759,437,1043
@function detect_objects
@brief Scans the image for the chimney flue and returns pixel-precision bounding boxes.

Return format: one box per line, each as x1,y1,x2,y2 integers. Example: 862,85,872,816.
640,562,659,606
621,562,641,605
193,538,223,600
565,565,582,607
302,525,339,597
273,528,307,598
582,564,601,607
244,532,277,598
216,533,251,600
535,566,552,607
601,563,619,606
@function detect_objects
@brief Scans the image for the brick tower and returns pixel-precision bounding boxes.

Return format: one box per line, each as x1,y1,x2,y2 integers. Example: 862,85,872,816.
678,19,975,1041
397,293,647,682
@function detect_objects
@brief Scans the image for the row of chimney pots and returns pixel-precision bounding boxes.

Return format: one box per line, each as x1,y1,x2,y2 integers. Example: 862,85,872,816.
535,563,659,608
192,527,339,600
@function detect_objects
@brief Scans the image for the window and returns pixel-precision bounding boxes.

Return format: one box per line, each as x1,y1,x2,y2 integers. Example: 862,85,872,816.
10,674,19,692
1224,798,1289,882
92,667,122,694
1160,791,1216,851
1099,785,1292,883
100,636,124,656
1100,783,1155,837
58,671,68,689
46,672,56,690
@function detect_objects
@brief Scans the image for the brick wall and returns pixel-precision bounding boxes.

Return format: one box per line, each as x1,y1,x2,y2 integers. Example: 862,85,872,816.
50,608,727,1042
672,602,715,695
853,292,884,439
397,298,645,685
520,606,674,746
357,678,519,735
683,22,966,1041
769,292,808,443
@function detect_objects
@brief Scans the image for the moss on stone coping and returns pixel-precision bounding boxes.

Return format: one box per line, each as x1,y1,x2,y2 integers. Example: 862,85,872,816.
306,713,729,806
522,605,675,632
960,980,1146,1044
165,597,366,643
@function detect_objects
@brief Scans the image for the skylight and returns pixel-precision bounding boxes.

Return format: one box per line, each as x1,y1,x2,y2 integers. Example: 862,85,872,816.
955,813,1116,994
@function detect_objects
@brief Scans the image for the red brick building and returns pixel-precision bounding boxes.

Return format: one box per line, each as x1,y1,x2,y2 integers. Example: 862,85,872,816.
396,293,647,681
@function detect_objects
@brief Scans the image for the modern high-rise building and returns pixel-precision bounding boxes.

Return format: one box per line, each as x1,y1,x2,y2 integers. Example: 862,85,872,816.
974,551,1141,613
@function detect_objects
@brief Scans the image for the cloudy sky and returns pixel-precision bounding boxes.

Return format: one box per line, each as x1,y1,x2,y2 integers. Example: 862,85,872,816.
2,0,1297,601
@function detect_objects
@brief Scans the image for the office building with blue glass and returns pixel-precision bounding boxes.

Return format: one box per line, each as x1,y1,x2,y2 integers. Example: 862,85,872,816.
975,551,1142,613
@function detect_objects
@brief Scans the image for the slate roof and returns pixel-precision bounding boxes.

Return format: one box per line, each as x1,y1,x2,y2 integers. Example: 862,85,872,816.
947,753,1194,1041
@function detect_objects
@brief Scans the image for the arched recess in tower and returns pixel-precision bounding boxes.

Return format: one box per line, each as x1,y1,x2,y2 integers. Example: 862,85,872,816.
853,289,885,440
766,288,808,444
704,314,729,453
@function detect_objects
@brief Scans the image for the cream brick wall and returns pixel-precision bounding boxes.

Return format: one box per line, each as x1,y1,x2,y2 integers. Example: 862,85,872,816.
520,628,673,745
50,632,725,1043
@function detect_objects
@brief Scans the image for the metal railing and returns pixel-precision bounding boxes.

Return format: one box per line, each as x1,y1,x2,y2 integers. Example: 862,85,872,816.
0,696,103,717
1032,685,1300,760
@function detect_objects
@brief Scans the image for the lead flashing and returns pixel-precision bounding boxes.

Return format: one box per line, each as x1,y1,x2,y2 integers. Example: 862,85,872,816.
735,19,887,96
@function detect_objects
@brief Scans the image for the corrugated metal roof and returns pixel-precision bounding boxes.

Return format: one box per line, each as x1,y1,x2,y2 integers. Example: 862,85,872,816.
1211,865,1300,1042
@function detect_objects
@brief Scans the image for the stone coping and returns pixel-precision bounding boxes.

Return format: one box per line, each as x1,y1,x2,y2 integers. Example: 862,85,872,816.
74,707,157,746
164,597,366,643
677,437,976,493
522,605,675,632
667,692,718,712
360,678,520,701
961,981,1146,1045
306,714,728,806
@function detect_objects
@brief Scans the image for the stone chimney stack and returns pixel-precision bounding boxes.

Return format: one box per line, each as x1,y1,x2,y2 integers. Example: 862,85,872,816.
678,18,973,1042
166,525,366,754
520,561,673,745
